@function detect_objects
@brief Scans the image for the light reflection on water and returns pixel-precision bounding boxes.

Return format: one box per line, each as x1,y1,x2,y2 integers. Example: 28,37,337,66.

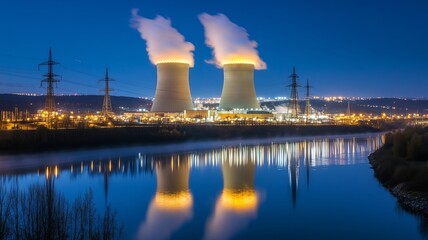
0,133,384,177
1,133,423,240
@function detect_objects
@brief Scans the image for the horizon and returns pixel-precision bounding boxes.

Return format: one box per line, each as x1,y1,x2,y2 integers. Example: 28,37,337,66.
1,0,427,98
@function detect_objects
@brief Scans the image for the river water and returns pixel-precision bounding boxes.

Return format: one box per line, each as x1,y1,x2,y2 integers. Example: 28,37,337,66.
0,133,425,239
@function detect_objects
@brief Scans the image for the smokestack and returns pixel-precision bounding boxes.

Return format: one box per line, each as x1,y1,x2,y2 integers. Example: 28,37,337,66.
219,63,259,110
151,62,194,112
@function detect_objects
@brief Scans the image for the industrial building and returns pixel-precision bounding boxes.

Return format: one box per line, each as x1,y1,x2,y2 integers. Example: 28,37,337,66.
219,63,260,110
151,62,194,113
218,111,273,120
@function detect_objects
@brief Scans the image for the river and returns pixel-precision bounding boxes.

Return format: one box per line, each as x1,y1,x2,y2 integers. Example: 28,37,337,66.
0,133,425,239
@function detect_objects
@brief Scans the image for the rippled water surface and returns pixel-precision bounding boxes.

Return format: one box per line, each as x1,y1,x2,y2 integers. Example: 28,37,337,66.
0,133,425,239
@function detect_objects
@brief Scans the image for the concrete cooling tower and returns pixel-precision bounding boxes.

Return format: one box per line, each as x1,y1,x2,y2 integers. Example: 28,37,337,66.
219,63,260,110
151,62,194,112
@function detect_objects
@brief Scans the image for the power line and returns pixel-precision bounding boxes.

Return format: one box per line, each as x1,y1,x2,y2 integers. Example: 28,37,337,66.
0,71,40,80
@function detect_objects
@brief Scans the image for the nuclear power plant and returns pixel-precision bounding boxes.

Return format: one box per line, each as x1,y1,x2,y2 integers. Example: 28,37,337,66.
219,63,260,110
151,62,194,112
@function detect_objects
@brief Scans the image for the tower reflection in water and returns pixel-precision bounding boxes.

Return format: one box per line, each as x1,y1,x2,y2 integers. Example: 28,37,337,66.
137,156,193,240
204,148,258,240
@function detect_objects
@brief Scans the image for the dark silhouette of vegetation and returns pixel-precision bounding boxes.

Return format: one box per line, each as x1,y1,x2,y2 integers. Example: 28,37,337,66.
371,127,428,192
0,179,122,240
370,127,428,236
370,127,428,231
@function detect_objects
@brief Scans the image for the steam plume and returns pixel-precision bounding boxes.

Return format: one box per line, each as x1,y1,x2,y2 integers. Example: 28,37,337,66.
198,13,266,70
131,9,195,67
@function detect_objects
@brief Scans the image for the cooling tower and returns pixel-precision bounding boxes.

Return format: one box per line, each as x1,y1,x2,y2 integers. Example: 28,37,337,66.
219,63,260,110
151,62,194,112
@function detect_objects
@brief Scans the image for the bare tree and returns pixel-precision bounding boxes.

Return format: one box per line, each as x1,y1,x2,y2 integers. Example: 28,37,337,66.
0,182,12,239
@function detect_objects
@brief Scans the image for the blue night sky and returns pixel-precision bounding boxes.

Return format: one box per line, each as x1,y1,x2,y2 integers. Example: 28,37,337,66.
0,0,427,98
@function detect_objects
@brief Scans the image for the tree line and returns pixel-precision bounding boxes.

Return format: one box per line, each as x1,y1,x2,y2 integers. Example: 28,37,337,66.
0,179,122,240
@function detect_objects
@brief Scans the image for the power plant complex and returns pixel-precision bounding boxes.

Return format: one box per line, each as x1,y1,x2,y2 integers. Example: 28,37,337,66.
151,62,260,112
0,13,336,131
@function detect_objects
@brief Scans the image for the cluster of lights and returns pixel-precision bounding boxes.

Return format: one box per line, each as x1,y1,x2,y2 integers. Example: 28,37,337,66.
34,134,383,181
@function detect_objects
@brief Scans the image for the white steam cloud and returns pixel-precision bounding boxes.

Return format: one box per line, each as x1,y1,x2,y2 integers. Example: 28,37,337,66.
198,13,266,70
130,9,195,67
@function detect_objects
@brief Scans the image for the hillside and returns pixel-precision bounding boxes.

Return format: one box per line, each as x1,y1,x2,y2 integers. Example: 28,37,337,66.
1,94,427,115
0,94,152,113
262,98,428,115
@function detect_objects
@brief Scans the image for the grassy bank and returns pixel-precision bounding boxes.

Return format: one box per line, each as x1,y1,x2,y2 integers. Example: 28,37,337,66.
0,124,379,153
369,127,428,216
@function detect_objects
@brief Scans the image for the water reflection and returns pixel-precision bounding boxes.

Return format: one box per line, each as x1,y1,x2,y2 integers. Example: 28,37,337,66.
1,135,384,204
204,156,258,240
138,157,193,240
0,134,387,239
0,135,383,177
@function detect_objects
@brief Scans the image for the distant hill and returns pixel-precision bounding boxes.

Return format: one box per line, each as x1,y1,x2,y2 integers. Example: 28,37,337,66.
0,94,427,115
0,94,152,113
262,98,428,115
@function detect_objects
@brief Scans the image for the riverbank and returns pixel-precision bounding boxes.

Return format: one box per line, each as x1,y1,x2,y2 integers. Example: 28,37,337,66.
369,127,428,217
0,124,379,153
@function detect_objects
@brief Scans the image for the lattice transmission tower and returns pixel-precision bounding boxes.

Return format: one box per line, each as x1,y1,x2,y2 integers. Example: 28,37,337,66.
100,67,114,117
39,48,61,112
288,67,301,119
